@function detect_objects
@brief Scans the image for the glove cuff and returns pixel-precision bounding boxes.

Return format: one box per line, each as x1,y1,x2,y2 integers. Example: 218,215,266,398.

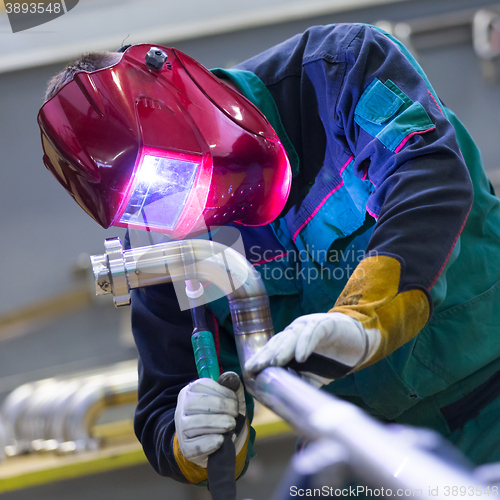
173,433,208,484
331,255,430,367
172,423,250,485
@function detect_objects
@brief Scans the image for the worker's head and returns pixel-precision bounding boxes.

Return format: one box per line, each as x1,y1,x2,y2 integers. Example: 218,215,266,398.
38,44,291,239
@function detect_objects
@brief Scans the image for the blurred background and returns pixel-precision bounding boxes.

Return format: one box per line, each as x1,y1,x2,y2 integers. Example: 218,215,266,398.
1,0,500,498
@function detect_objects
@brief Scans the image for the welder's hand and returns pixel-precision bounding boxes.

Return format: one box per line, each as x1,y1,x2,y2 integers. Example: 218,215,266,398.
244,312,381,387
175,376,248,468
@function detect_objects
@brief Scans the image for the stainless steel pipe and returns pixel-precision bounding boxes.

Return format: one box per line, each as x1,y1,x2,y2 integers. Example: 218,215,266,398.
1,361,138,456
91,237,486,497
91,237,274,368
59,370,138,453
248,367,481,496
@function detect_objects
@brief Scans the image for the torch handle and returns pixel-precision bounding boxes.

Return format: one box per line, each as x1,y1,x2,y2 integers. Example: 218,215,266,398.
191,329,221,381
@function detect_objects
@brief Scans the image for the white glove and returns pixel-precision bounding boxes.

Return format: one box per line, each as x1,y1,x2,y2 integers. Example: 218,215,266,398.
244,312,381,387
174,375,248,468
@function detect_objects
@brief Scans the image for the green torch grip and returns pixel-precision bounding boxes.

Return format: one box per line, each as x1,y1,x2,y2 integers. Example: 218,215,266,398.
191,330,221,381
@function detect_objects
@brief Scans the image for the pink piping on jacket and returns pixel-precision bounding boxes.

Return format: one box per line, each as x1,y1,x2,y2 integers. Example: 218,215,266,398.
292,156,354,242
428,205,471,291
366,206,379,220
339,157,352,175
394,126,436,153
428,91,444,115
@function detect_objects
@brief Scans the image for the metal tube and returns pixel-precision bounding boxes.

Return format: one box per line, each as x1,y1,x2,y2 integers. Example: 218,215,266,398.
0,416,5,462
91,238,486,496
248,367,480,497
59,370,138,454
1,381,40,455
91,237,274,368
18,379,62,449
1,363,139,456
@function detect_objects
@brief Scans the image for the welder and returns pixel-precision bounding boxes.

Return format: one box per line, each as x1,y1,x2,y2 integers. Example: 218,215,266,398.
38,24,500,487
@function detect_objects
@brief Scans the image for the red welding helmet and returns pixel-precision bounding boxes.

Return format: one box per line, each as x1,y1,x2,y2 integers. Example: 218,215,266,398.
37,44,292,238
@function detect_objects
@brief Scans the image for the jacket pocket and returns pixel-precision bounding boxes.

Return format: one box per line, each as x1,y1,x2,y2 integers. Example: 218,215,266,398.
413,277,500,386
355,78,404,125
355,78,435,152
376,101,435,152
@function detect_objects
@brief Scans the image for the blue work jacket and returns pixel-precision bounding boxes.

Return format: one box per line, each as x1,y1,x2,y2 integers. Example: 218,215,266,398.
129,24,500,482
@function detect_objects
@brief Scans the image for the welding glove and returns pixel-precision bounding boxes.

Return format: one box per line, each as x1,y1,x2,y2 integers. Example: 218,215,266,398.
245,312,381,387
174,375,248,469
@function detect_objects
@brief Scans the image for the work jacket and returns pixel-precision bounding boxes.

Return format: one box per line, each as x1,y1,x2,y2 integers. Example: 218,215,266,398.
129,24,500,483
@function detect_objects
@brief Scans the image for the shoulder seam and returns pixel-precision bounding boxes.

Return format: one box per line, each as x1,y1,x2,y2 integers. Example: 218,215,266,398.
331,24,367,131
261,24,365,87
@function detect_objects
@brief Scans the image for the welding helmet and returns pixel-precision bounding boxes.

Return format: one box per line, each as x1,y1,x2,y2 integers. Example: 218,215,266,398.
37,44,292,238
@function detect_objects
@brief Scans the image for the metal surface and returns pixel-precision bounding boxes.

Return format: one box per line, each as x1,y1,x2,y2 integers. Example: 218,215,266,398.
0,414,6,462
0,362,138,456
249,367,483,497
92,237,273,368
90,238,490,496
2,381,38,455
229,295,274,367
104,238,131,307
91,253,112,297
60,370,138,453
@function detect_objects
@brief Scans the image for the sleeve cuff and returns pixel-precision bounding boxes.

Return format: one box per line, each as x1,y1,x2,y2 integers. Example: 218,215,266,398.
173,433,208,484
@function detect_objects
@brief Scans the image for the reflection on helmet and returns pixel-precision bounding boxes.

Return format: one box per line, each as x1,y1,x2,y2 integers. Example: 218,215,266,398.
120,152,200,231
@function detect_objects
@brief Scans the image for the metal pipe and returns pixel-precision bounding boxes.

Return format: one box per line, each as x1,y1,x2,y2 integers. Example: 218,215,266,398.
17,379,62,450
1,381,39,455
42,380,84,447
0,362,138,456
248,367,480,497
91,237,486,496
91,237,274,368
59,370,138,454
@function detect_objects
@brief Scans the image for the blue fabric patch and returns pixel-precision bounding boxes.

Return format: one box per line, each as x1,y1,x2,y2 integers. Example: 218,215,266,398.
377,101,434,151
355,78,435,152
355,78,403,125
384,79,413,108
